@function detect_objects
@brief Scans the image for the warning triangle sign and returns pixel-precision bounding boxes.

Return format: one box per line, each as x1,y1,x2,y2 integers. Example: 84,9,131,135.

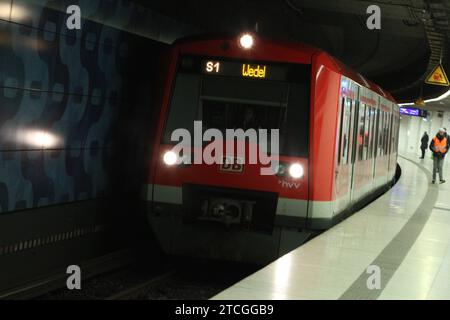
425,64,450,86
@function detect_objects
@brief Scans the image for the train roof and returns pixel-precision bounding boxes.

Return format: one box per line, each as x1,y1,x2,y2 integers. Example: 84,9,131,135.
329,56,396,102
173,34,397,104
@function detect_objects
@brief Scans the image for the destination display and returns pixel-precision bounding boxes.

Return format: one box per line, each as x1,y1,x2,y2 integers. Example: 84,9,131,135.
178,55,297,81
201,59,289,81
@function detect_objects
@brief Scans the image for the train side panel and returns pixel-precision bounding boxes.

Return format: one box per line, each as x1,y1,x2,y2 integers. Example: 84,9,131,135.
307,54,342,229
308,61,399,230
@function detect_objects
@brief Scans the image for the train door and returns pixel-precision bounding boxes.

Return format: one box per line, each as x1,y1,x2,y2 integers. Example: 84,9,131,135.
333,78,359,215
368,105,376,191
371,97,380,186
334,96,352,214
374,106,386,188
333,78,360,214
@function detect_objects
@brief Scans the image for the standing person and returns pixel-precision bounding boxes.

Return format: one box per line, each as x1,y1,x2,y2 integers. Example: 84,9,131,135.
429,128,449,184
420,131,429,159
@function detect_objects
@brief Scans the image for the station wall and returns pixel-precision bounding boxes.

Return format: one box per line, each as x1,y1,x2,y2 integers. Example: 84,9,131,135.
0,0,197,214
0,0,199,290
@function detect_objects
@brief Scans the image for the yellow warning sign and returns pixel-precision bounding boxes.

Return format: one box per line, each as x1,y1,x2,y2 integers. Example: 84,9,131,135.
425,64,450,86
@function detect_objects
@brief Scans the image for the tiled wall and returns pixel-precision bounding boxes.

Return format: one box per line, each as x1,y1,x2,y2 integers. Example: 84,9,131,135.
0,0,198,213
399,110,450,155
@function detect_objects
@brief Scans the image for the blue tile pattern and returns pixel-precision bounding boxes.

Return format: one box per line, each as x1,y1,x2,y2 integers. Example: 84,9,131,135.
0,0,196,213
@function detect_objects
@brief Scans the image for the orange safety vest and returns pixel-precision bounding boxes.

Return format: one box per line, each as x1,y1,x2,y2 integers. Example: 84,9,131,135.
433,136,448,153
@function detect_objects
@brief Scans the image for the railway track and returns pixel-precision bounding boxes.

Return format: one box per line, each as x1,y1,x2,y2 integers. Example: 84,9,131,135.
101,259,260,300
1,253,259,300
0,249,134,300
105,271,176,300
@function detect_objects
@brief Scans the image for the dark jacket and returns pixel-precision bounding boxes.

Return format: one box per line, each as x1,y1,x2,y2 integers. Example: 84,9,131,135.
420,134,429,149
429,134,449,158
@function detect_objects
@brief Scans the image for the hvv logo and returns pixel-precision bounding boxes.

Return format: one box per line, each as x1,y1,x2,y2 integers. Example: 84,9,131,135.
279,180,300,189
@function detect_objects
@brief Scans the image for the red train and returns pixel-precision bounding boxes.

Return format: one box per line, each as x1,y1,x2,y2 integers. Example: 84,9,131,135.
145,34,399,263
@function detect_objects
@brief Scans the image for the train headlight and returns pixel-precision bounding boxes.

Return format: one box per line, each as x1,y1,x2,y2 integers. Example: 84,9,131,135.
288,163,304,179
163,151,178,166
239,33,254,49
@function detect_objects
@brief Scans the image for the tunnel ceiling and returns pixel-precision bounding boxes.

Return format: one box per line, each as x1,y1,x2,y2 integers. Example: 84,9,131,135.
133,0,450,104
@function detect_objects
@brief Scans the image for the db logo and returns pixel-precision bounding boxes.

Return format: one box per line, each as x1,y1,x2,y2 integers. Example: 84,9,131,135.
219,156,244,173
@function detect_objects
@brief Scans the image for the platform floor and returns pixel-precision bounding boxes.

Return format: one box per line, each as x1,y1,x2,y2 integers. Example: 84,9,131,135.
213,153,450,300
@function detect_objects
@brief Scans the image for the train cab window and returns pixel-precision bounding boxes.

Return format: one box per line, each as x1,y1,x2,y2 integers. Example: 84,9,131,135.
202,99,286,145
163,73,202,143
162,57,311,158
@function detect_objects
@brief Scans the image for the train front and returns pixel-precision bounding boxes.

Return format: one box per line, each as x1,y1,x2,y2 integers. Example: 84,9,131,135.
146,34,314,263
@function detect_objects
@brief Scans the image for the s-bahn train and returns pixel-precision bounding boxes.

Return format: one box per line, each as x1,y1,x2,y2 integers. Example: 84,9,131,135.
144,34,399,263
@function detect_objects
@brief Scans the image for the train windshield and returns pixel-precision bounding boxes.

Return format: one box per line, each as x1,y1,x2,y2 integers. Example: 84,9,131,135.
202,100,285,134
162,56,311,157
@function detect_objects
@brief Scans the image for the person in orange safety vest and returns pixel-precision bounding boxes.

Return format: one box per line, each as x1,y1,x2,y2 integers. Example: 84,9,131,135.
429,128,449,184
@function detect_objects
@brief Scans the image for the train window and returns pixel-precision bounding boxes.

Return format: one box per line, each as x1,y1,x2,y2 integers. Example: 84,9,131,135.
200,76,310,158
373,108,378,158
369,107,376,159
394,114,400,153
377,110,383,157
162,73,201,143
202,99,285,145
200,81,308,157
337,98,345,165
396,114,400,152
380,111,384,156
389,113,394,154
202,74,289,104
392,114,397,154
364,105,370,160
383,112,389,155
383,111,386,155
338,98,352,165
357,103,365,161
394,114,397,153
392,115,396,154
282,82,311,157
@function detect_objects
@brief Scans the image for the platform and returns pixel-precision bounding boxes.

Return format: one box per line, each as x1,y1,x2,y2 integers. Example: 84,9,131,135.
213,154,450,299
